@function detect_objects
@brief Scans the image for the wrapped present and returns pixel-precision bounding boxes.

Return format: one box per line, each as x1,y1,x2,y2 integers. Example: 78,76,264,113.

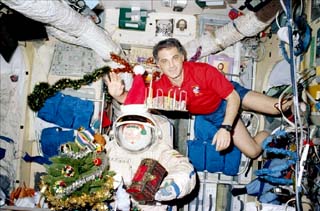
126,158,167,203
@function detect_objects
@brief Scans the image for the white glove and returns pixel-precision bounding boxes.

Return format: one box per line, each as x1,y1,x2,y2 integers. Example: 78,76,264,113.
154,181,180,201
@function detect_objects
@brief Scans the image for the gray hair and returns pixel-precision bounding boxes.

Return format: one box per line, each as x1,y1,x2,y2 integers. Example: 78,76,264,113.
152,38,187,61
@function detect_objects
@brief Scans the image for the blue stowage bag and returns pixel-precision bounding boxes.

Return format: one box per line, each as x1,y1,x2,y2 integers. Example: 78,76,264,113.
187,114,241,176
38,92,94,129
205,141,225,173
187,139,206,171
187,139,241,176
40,127,75,159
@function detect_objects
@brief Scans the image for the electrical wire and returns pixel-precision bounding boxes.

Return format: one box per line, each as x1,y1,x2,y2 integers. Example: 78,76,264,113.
313,145,320,162
283,0,304,209
276,11,282,29
284,197,315,211
280,0,288,17
277,85,295,128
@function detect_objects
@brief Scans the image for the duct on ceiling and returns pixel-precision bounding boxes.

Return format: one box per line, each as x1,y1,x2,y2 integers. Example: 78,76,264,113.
1,0,290,61
185,0,284,60
1,0,121,61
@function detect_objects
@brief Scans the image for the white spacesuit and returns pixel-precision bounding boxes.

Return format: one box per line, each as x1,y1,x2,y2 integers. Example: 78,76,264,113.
106,104,196,211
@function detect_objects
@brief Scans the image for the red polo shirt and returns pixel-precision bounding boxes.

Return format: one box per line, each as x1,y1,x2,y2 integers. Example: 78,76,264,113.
151,62,233,114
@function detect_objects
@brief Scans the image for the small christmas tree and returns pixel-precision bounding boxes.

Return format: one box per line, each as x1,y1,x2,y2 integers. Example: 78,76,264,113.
40,133,115,211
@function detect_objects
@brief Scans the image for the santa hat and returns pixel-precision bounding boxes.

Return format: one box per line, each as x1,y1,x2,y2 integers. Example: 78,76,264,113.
123,65,146,105
117,64,154,124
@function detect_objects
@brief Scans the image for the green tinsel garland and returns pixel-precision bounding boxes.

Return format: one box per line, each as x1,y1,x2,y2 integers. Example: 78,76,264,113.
28,66,111,112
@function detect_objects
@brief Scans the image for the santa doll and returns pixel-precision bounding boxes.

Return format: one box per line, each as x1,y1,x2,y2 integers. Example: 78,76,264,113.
105,66,196,211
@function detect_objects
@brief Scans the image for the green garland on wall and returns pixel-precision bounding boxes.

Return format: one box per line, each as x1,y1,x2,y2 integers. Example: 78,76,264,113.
27,66,111,112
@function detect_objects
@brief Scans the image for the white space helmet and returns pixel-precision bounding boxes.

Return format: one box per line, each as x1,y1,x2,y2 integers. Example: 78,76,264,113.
114,105,160,152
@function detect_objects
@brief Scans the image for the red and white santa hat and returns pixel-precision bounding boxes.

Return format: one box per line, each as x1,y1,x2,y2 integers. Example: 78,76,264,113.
123,65,146,106
116,65,156,126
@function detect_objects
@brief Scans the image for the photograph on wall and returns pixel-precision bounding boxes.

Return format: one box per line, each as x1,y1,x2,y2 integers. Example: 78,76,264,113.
155,19,173,37
174,18,190,36
208,54,234,80
176,19,187,32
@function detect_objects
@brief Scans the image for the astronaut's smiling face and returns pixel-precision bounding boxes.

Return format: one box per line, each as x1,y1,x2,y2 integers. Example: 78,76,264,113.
157,47,184,86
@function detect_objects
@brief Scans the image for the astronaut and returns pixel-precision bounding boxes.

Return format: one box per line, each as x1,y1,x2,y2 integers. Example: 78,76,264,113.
106,104,196,211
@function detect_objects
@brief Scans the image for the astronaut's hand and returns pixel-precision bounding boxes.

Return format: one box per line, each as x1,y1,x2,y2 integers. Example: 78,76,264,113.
103,72,125,98
212,128,231,151
154,181,180,201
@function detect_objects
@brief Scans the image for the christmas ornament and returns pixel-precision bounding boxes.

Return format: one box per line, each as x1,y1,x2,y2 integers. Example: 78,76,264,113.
62,165,75,177
54,180,66,194
94,158,102,166
59,143,72,154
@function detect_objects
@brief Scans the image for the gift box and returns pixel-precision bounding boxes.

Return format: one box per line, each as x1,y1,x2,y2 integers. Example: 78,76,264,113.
126,158,168,203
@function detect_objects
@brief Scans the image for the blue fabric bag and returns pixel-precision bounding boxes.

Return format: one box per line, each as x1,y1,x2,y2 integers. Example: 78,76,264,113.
38,92,94,129
22,127,75,165
187,139,206,171
187,114,241,176
244,158,294,204
187,139,241,175
208,142,241,175
40,127,75,159
205,141,225,173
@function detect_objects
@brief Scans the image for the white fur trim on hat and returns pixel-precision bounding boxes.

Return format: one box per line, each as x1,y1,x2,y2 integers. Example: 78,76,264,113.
120,104,148,115
133,65,145,75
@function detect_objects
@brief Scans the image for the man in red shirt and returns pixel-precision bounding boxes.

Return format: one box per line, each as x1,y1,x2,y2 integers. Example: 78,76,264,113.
105,38,291,159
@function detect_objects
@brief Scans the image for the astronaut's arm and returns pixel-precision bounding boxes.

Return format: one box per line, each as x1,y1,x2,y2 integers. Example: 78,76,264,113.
158,149,196,199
